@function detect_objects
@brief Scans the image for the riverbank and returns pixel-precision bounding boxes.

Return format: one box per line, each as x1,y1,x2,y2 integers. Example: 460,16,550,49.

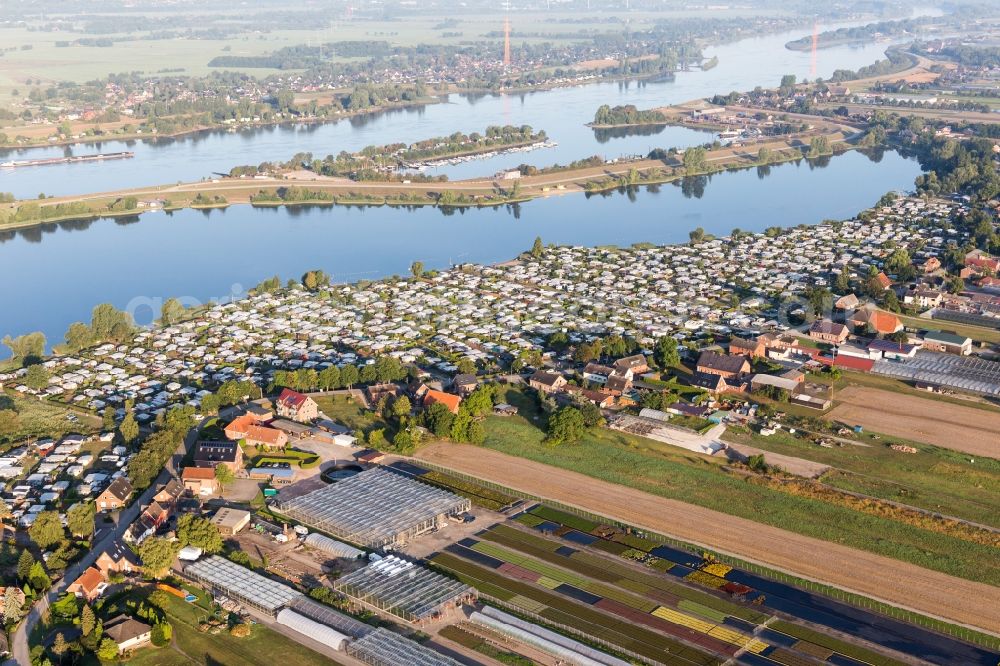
0,68,682,154
0,128,861,231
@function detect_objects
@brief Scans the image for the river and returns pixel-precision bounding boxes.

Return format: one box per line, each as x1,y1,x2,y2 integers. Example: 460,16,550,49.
0,18,918,198
0,149,921,350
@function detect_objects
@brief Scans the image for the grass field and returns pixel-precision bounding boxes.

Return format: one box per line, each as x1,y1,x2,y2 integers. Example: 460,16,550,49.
721,424,1000,527
0,390,100,445
475,388,1000,585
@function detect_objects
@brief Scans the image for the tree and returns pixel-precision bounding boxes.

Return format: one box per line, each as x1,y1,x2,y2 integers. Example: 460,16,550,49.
17,550,34,582
340,365,359,388
2,331,46,366
24,365,49,391
101,406,115,431
90,303,133,343
683,146,707,174
391,395,411,420
151,622,172,647
530,236,543,259
118,412,139,446
29,510,64,549
544,406,585,445
212,464,234,499
779,74,797,94
0,410,20,437
654,336,679,368
834,269,851,295
688,227,705,244
424,402,454,438
138,537,180,577
66,502,95,538
0,498,11,527
81,604,96,637
160,297,185,325
176,514,225,554
410,261,424,278
63,322,94,352
578,401,605,428
456,357,477,375
97,637,119,661
757,147,771,164
28,561,51,591
51,633,67,664
3,585,23,625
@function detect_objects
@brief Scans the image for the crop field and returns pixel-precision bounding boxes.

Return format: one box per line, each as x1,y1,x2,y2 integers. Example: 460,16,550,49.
435,520,917,666
826,386,1000,457
507,507,999,666
414,441,1000,635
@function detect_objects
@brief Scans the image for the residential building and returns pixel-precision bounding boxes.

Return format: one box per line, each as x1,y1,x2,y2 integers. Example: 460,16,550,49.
452,374,478,396
104,614,152,653
275,388,318,423
728,337,766,359
182,466,220,496
696,351,750,380
193,441,244,474
528,370,567,393
67,566,108,601
849,306,903,336
612,354,648,375
809,320,849,344
422,389,462,415
96,477,133,512
95,541,140,577
244,425,289,449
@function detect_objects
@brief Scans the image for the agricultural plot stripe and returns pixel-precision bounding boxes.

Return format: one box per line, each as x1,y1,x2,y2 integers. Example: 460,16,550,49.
484,524,769,625
653,606,769,653
537,576,562,589
446,544,506,569
678,599,729,624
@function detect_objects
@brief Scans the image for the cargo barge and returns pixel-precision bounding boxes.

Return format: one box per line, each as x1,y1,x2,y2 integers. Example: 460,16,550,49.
0,151,134,169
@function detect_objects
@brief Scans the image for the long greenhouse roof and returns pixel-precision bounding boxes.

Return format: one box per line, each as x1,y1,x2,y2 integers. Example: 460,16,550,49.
347,628,464,666
185,555,303,612
274,467,469,546
333,555,474,620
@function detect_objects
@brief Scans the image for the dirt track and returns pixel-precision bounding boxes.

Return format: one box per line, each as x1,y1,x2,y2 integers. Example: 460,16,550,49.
827,386,1000,458
413,442,1000,634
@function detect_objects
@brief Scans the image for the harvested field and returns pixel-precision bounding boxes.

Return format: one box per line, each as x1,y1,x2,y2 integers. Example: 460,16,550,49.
413,442,1000,634
827,386,1000,458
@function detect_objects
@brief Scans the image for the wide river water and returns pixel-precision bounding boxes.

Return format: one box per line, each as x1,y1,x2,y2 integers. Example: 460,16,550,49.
0,17,935,352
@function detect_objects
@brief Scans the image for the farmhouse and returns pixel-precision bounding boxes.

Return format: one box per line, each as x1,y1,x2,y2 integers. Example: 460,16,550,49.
423,389,462,414
850,306,903,336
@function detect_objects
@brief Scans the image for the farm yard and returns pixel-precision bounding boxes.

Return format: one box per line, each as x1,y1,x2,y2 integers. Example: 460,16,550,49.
414,442,1000,633
826,386,1000,457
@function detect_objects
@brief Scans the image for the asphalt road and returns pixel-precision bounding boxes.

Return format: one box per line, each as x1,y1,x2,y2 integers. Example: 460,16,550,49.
9,419,204,666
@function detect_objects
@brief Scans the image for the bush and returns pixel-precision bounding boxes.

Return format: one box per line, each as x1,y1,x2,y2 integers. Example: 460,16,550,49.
150,622,172,646
230,623,251,638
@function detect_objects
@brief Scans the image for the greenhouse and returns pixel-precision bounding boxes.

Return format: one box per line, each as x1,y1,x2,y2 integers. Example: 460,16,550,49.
304,532,366,559
333,555,476,623
184,555,303,616
276,608,349,651
272,467,470,548
289,597,372,638
346,627,463,666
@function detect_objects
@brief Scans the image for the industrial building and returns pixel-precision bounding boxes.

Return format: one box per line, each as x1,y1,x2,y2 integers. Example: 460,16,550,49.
333,555,476,623
210,508,251,536
346,628,463,666
272,468,470,548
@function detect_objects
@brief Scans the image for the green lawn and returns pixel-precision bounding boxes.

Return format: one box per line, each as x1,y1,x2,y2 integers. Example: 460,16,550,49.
124,586,341,666
721,425,1000,527
313,394,389,433
897,313,1000,345
479,388,1000,586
